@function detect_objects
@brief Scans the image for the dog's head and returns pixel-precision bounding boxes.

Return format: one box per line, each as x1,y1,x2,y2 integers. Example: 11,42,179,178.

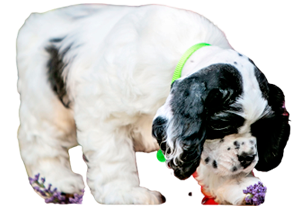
152,47,290,180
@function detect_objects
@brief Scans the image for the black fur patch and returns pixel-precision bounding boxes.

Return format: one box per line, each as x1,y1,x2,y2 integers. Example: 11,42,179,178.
152,117,168,152
249,58,269,100
45,39,72,108
202,64,245,139
167,64,245,180
234,141,240,150
205,157,210,164
213,160,218,168
252,84,290,171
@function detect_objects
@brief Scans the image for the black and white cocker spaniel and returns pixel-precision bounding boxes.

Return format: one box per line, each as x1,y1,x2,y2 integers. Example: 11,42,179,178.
17,4,290,205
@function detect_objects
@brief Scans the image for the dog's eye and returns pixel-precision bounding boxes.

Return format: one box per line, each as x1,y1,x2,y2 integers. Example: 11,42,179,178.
211,124,230,131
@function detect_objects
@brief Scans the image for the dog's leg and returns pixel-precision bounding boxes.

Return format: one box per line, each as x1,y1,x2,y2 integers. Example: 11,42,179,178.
195,165,264,205
75,117,164,204
17,69,85,195
214,172,264,205
18,93,84,195
17,29,84,196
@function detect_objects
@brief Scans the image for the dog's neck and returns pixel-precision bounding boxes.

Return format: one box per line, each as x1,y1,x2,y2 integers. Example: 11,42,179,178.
180,45,234,79
172,43,210,84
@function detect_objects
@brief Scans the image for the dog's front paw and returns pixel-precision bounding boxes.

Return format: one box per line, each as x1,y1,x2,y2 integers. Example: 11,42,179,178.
226,177,263,205
213,176,266,205
50,172,84,195
95,186,165,205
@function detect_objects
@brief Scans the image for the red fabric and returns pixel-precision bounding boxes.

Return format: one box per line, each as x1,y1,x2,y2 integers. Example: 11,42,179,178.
193,186,219,206
191,172,219,206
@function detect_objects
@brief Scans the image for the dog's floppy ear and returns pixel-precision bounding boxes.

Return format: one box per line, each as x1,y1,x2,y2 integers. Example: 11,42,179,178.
164,77,208,180
152,116,168,152
166,88,241,180
252,84,290,171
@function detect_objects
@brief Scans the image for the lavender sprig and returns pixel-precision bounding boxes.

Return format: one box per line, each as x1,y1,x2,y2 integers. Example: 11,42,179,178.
29,173,84,204
243,182,267,205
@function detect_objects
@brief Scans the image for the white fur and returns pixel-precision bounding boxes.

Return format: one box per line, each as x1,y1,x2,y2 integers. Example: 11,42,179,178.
194,165,262,205
17,4,264,205
202,134,258,176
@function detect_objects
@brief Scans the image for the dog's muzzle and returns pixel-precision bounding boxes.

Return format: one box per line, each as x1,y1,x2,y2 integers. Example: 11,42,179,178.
237,152,257,169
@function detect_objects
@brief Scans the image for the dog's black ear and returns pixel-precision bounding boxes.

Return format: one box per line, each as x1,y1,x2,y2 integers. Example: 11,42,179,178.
252,84,290,171
169,65,244,180
152,116,168,152
166,77,208,180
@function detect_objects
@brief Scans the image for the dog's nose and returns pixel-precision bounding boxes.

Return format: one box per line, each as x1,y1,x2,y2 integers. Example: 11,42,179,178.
237,152,256,169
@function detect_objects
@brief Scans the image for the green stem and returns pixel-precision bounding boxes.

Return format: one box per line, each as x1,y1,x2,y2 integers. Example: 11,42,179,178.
36,182,45,188
33,181,52,198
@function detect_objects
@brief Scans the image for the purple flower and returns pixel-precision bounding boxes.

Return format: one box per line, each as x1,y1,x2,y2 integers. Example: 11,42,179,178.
33,186,40,192
243,182,267,205
29,178,35,185
34,174,40,179
30,174,87,205
39,190,47,197
45,196,54,203
41,177,45,184
57,194,66,201
47,184,52,190
80,189,87,194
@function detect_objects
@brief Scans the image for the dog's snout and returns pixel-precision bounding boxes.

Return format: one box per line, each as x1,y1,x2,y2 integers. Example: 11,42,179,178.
237,152,256,169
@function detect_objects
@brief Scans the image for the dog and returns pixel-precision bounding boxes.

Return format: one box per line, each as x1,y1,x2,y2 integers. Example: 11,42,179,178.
16,4,290,205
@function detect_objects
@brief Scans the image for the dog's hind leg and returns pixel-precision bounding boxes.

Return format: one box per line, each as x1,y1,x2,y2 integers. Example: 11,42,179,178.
17,78,85,196
17,110,84,195
16,18,84,197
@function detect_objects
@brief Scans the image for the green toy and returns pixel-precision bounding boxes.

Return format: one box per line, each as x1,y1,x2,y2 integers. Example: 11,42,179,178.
156,43,211,163
151,150,166,174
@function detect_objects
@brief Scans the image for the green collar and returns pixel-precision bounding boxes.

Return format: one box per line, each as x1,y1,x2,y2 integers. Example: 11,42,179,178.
171,43,211,84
